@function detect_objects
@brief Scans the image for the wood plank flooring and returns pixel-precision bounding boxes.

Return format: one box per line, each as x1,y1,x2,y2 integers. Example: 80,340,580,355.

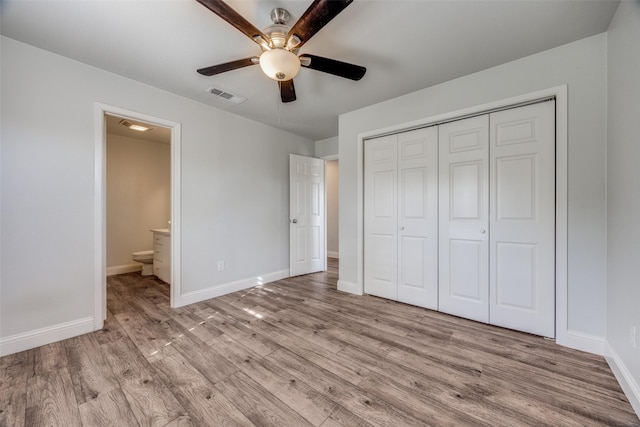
1,259,638,426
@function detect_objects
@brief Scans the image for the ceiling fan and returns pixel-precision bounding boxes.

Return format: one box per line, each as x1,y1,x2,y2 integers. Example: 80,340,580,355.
196,0,366,103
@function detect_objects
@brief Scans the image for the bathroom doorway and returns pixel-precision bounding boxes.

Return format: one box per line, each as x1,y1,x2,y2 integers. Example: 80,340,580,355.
94,104,182,329
105,114,170,277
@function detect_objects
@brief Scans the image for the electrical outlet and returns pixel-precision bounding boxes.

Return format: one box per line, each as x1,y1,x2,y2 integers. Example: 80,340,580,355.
217,260,225,271
631,324,637,349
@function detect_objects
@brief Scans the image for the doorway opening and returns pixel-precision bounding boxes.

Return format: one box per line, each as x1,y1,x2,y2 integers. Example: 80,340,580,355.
326,159,339,261
94,104,182,329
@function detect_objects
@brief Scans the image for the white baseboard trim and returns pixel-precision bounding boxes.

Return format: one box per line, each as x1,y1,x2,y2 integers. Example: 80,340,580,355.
605,342,640,417
0,317,95,357
175,269,290,307
560,330,605,355
327,251,339,259
107,263,142,276
337,279,363,295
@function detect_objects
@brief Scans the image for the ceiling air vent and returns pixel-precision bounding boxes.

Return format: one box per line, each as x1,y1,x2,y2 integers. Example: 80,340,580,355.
207,87,246,104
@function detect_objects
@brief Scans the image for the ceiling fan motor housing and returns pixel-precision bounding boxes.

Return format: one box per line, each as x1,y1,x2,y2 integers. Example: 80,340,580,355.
263,24,289,49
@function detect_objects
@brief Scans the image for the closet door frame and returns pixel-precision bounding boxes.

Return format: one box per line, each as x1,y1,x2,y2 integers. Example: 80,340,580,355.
354,86,573,350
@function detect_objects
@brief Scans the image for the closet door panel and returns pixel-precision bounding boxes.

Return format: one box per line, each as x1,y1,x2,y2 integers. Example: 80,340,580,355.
439,116,490,323
397,127,438,309
449,239,483,300
400,236,426,290
489,101,555,337
364,135,398,300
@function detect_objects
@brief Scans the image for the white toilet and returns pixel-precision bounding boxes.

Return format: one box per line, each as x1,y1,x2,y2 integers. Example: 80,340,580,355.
132,250,154,275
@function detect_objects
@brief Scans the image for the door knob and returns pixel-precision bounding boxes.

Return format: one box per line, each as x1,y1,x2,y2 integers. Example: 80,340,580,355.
292,219,297,223
480,229,486,234
400,226,405,230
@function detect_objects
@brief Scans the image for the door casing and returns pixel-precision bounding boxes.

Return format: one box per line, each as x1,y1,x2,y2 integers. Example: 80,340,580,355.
94,103,182,330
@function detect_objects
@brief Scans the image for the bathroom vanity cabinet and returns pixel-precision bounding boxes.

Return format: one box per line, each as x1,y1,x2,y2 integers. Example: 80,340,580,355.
151,229,170,284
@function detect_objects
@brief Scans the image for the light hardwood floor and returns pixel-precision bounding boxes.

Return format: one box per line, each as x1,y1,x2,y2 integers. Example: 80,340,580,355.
1,259,639,426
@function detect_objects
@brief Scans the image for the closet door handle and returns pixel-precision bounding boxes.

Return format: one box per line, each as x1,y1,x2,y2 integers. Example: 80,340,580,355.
400,226,405,230
480,229,486,234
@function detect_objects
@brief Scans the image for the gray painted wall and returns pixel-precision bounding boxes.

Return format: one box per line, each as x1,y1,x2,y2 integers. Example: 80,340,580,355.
339,34,607,338
315,136,338,158
0,36,313,340
606,0,640,411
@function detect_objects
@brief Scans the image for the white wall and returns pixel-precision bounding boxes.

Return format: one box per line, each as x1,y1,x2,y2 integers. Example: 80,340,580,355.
315,136,338,159
606,0,640,414
339,34,607,340
326,160,339,258
106,133,170,268
0,36,313,349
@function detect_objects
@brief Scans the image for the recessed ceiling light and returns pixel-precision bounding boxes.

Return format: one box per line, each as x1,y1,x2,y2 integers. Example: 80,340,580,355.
119,119,153,132
128,124,150,132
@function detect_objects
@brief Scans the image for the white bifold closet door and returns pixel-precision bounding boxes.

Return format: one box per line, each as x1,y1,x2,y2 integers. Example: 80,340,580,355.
488,101,555,337
438,115,491,323
439,101,555,337
364,127,439,309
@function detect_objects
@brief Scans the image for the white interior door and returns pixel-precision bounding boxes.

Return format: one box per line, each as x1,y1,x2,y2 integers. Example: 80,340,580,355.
489,101,556,337
397,127,439,309
364,135,398,300
290,154,325,277
438,115,490,323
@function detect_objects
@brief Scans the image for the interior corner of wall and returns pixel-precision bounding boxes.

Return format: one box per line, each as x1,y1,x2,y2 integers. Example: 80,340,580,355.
605,340,640,417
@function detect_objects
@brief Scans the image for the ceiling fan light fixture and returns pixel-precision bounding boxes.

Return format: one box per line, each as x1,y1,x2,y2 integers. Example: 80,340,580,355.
259,48,300,81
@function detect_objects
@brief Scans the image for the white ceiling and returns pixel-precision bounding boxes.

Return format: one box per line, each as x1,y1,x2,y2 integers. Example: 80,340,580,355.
1,0,619,141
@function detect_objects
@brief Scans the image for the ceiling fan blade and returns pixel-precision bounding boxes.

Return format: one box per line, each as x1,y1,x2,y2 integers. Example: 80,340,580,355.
197,57,258,76
278,80,296,103
286,0,353,49
196,0,269,46
300,54,366,81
